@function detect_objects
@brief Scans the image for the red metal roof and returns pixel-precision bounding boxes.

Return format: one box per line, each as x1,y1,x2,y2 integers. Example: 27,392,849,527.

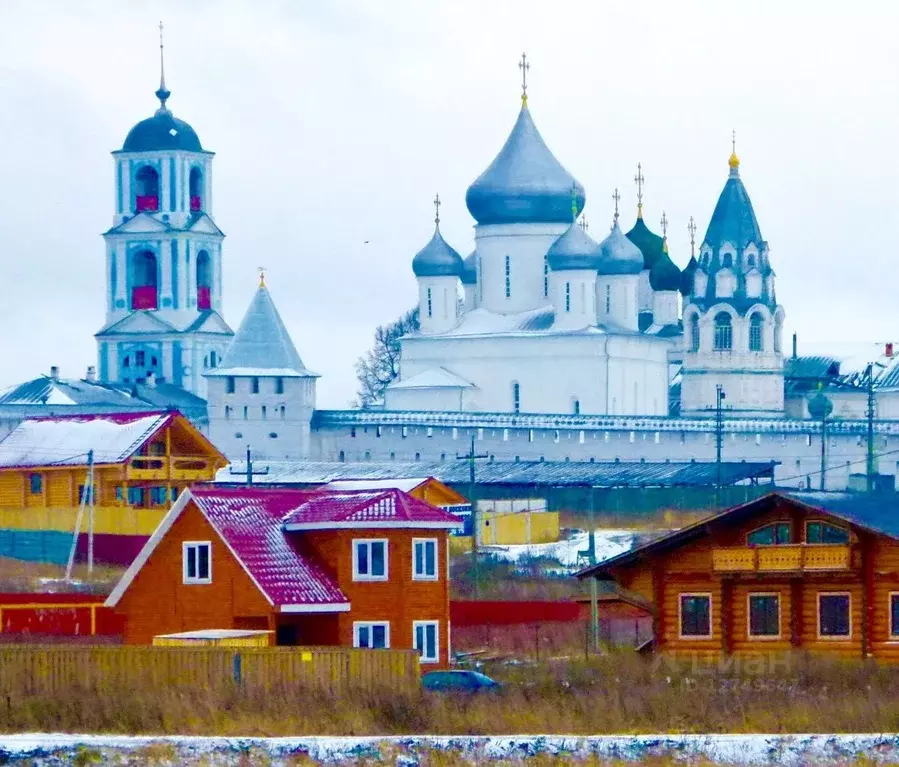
281,488,465,529
190,487,348,608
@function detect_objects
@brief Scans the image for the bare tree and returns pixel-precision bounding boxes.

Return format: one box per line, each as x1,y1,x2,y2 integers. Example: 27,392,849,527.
354,307,419,407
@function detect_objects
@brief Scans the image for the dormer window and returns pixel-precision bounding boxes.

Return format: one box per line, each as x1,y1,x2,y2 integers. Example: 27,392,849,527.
196,250,212,310
134,165,159,212
189,167,204,212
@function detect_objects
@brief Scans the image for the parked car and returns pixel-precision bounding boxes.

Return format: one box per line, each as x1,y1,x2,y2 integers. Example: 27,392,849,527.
421,670,501,692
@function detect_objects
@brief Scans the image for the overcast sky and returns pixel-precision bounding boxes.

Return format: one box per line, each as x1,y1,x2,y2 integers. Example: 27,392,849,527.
1,1,897,407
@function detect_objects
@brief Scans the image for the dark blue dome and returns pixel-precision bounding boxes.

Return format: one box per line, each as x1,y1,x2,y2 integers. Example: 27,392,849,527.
649,242,682,291
461,251,478,285
412,227,463,278
466,104,585,226
547,222,598,271
123,107,203,153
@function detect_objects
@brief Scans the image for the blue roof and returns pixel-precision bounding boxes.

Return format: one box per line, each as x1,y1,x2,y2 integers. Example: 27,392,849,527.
461,251,478,285
595,221,644,276
412,227,463,278
702,163,763,250
122,85,203,153
546,222,598,271
648,243,682,291
625,216,664,270
465,103,585,226
208,285,314,377
680,255,698,296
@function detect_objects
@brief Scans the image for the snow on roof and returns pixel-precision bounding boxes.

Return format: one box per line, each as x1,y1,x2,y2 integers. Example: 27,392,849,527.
0,412,173,468
387,367,474,390
326,478,428,493
154,629,272,640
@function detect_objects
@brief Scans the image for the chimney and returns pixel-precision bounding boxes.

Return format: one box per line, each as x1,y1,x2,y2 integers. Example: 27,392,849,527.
49,366,59,381
792,332,798,360
145,371,156,388
886,342,894,359
85,366,97,383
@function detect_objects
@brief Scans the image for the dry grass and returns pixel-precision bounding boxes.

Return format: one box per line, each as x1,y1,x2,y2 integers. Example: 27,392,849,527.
0,556,123,594
2,650,899,737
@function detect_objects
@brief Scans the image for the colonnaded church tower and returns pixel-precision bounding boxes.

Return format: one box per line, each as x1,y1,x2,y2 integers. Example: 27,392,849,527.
94,27,233,398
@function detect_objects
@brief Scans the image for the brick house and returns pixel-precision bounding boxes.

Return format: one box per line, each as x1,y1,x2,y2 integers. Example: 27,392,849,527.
106,486,462,666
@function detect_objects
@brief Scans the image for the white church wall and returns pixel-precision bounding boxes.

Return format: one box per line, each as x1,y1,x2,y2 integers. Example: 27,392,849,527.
311,415,899,491
652,291,679,327
637,270,653,314
475,222,567,314
550,269,596,330
418,276,460,335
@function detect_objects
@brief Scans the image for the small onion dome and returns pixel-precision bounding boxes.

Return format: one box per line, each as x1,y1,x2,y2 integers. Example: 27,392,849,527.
625,216,665,271
595,220,644,275
412,227,464,278
546,222,599,271
461,251,478,285
649,240,682,291
807,388,834,420
465,104,585,226
680,255,698,297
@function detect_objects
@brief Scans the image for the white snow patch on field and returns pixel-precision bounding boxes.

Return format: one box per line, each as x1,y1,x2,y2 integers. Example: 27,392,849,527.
4,733,899,765
480,529,641,569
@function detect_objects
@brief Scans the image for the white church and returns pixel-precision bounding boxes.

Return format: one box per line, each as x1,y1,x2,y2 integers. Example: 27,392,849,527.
3,51,899,491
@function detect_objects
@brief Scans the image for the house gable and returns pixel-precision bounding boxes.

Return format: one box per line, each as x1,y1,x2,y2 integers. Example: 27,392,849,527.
113,497,272,644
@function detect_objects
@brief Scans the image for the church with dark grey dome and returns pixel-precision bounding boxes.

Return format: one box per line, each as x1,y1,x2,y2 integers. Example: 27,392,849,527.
385,55,784,417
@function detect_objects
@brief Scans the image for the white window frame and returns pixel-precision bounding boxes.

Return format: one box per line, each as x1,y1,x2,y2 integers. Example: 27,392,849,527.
817,591,852,640
747,591,781,641
413,620,440,664
889,592,899,640
352,539,389,582
182,541,212,585
353,621,390,649
678,592,713,639
412,538,439,581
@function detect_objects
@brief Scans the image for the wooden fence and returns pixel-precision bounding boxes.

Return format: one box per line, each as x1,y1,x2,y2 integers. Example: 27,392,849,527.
0,645,420,697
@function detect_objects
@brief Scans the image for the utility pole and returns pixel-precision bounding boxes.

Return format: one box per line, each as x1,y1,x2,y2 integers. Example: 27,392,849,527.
866,363,876,492
456,434,488,596
588,488,599,654
715,386,726,503
65,449,94,582
241,445,269,487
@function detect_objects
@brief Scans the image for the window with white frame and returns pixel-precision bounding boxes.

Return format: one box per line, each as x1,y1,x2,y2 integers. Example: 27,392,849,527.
183,541,211,584
818,592,851,638
354,621,390,649
413,538,438,580
353,539,388,581
413,620,439,663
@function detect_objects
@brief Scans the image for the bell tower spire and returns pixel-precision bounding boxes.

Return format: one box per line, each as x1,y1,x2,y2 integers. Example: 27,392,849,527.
155,21,171,113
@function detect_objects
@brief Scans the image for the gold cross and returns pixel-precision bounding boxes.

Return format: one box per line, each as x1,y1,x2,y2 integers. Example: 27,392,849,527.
258,267,266,288
519,53,530,104
578,217,589,232
688,216,697,257
433,193,441,226
612,187,621,224
660,211,668,237
634,163,645,216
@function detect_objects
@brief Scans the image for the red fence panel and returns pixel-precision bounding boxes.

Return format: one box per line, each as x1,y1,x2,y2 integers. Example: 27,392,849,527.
0,594,124,637
450,600,580,627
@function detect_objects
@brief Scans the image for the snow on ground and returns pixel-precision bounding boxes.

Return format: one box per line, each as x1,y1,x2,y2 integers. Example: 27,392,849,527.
480,529,648,570
3,733,899,765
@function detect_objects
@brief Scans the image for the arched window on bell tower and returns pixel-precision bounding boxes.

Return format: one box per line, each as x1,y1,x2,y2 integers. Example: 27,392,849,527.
196,250,212,310
189,167,203,212
134,165,159,212
131,250,158,310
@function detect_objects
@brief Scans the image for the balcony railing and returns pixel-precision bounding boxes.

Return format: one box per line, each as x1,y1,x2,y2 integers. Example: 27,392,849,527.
712,545,852,573
135,195,159,212
127,456,215,481
131,286,158,311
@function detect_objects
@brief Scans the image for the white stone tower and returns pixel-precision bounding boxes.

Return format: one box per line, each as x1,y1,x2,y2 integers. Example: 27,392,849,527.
205,275,319,460
680,145,785,416
412,195,463,335
94,27,233,397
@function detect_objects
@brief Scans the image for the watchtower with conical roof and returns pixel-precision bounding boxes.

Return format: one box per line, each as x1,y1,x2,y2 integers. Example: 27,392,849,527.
680,145,786,416
94,27,233,397
205,275,319,459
